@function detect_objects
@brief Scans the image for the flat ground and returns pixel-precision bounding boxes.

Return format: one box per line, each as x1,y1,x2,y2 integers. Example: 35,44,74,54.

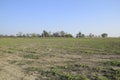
0,38,120,80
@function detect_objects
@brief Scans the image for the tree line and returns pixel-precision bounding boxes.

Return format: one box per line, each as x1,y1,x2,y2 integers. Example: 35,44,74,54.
0,30,108,38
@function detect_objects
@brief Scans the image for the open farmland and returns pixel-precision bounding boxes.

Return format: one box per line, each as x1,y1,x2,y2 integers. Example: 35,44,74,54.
0,38,120,80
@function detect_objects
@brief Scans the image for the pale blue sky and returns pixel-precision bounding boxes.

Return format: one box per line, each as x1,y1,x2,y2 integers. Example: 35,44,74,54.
0,0,120,37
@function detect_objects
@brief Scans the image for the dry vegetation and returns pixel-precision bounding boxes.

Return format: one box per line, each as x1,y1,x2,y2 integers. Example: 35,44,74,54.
0,38,120,80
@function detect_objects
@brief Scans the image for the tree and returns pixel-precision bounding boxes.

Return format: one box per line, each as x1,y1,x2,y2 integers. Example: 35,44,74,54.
101,33,108,38
26,33,30,37
31,33,37,37
60,31,65,37
65,34,73,38
76,32,85,38
22,34,26,37
42,30,49,37
76,32,81,38
0,34,4,37
16,32,23,37
52,32,59,37
88,33,94,38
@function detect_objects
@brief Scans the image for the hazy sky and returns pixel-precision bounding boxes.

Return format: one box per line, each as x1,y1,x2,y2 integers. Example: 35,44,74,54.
0,0,120,37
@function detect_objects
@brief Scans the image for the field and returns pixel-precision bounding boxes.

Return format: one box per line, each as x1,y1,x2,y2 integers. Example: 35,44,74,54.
0,38,120,80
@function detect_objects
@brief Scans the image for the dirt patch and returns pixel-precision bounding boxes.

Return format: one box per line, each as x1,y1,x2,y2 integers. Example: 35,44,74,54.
0,54,36,80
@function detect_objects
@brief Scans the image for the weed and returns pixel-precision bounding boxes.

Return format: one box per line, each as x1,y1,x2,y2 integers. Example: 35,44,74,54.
23,54,39,59
92,66,102,72
74,63,88,68
24,67,41,73
44,67,89,80
113,69,120,80
96,76,108,80
8,60,18,64
104,60,120,66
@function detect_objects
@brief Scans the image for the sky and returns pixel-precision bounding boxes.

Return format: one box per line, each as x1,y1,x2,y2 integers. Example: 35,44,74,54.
0,0,120,37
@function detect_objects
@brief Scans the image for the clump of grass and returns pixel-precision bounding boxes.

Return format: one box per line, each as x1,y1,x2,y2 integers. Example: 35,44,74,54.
41,67,89,80
24,67,41,73
7,50,14,53
113,69,120,80
92,66,102,72
24,50,37,53
2,50,14,54
8,60,34,66
17,62,26,65
74,63,89,68
8,60,17,64
101,68,120,80
0,68,2,71
17,60,34,65
61,63,89,70
103,60,120,66
25,60,34,64
96,76,108,80
23,54,39,59
61,73,88,80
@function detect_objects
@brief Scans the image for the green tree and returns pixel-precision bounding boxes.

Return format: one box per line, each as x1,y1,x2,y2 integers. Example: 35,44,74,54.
60,31,66,37
76,32,82,38
42,30,49,37
16,32,23,37
31,33,37,37
88,33,94,38
65,34,73,38
53,32,60,37
76,32,85,38
101,33,108,38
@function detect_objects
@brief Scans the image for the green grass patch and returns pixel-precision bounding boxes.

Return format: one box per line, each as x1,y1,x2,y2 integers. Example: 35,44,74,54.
96,76,109,80
103,60,120,66
40,67,89,80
